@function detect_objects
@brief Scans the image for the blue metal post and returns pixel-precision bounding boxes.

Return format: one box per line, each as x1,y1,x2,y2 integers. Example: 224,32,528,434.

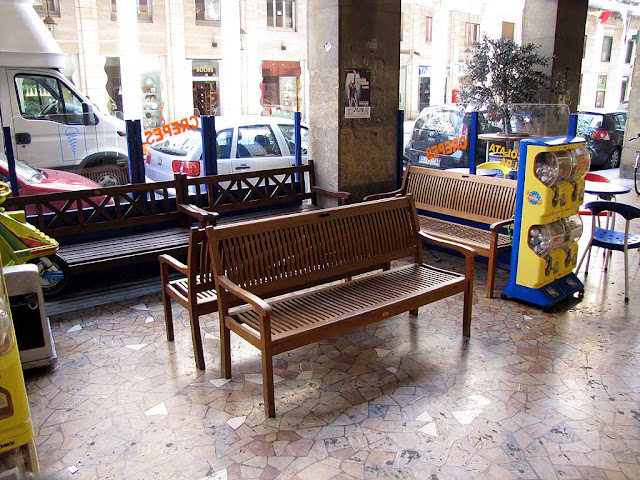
125,119,144,184
568,113,578,138
2,127,19,196
469,111,478,175
201,115,218,176
294,112,302,167
397,110,405,189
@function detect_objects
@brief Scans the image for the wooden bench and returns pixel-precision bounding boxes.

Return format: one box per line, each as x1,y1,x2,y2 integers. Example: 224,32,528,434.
365,166,517,298
178,160,349,227
4,162,348,296
206,196,476,416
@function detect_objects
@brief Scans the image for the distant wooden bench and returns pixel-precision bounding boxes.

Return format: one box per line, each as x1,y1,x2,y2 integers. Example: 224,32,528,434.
4,161,349,296
178,160,349,227
206,196,476,416
365,166,517,298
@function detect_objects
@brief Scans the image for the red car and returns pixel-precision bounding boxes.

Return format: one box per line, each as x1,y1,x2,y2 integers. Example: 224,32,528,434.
0,155,107,215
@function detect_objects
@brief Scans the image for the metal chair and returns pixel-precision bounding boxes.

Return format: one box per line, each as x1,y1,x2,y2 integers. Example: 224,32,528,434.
577,201,640,302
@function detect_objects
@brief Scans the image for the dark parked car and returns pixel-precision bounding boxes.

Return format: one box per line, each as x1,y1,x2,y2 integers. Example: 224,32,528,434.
577,111,626,169
403,106,503,169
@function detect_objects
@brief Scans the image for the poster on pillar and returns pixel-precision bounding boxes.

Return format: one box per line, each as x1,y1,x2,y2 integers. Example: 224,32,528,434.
344,69,371,119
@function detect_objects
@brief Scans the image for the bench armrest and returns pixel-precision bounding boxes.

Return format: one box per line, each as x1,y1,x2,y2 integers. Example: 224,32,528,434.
217,275,273,317
363,188,404,201
158,254,188,276
178,203,219,228
310,186,351,206
418,231,477,258
490,218,515,232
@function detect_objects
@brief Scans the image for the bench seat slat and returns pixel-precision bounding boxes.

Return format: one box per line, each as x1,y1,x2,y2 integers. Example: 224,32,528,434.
227,264,465,350
419,217,511,254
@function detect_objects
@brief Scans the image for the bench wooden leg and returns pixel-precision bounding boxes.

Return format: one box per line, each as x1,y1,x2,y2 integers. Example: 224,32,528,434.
409,308,419,316
189,309,206,370
486,248,498,299
463,280,472,338
220,316,232,379
262,348,276,418
160,264,174,342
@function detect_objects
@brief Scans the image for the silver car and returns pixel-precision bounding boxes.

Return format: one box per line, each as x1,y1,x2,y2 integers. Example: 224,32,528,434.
144,116,308,182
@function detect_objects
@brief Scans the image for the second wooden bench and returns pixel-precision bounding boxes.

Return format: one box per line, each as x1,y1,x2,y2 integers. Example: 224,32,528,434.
366,166,517,298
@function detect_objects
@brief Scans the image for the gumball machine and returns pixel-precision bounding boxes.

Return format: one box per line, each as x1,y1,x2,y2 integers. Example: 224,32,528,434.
502,137,590,308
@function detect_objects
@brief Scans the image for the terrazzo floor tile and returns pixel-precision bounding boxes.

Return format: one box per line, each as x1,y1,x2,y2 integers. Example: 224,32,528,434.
19,192,640,479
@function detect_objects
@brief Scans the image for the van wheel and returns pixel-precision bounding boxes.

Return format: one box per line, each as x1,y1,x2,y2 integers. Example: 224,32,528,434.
29,254,69,298
79,161,128,187
604,148,621,169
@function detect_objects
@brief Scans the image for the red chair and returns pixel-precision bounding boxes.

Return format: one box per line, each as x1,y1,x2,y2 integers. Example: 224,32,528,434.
580,172,610,217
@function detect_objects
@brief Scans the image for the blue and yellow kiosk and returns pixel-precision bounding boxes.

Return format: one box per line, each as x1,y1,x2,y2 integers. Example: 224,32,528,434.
502,136,591,308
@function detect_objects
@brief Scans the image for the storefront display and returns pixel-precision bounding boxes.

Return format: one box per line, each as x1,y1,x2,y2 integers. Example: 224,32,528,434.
261,61,301,116
191,59,220,116
140,57,166,131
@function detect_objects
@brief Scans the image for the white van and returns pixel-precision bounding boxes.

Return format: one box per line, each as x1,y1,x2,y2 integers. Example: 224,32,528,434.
0,0,129,186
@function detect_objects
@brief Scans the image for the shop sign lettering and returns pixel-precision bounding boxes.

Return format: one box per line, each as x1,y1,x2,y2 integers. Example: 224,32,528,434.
488,143,519,169
144,116,200,145
425,135,467,160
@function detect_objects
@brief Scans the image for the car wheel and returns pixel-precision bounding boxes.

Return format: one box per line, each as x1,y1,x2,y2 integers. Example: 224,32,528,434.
29,254,69,298
604,148,621,169
95,171,121,187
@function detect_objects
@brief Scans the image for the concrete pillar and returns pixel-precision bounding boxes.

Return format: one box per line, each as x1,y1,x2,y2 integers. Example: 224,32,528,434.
621,40,640,178
522,0,558,103
164,0,192,120
308,0,401,202
549,0,588,111
116,0,142,120
220,0,242,115
73,0,108,111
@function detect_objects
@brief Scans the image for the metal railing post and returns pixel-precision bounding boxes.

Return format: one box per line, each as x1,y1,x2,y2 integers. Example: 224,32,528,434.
2,127,19,196
469,111,478,175
126,119,144,184
397,110,405,189
201,115,218,176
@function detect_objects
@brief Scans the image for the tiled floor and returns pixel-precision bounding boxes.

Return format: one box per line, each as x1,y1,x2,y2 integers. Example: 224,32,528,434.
24,189,640,480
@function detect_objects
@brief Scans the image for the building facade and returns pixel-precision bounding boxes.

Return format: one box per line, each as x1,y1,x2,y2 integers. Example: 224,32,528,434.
36,0,307,129
580,1,640,111
33,0,639,127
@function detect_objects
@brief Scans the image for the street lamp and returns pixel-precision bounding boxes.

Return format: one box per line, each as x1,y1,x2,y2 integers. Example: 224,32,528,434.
33,0,57,36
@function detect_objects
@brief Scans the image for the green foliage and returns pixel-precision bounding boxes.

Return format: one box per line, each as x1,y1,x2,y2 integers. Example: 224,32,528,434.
460,36,550,112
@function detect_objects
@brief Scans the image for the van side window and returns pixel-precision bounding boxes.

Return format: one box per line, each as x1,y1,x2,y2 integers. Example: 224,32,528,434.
15,74,85,125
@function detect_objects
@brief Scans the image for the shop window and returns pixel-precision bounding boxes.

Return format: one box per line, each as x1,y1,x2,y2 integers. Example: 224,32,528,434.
278,124,308,154
595,91,606,109
425,16,433,42
267,0,295,30
625,40,634,64
583,35,587,59
237,125,282,158
597,75,607,90
465,22,480,46
501,22,514,40
621,76,629,103
111,0,152,22
32,0,59,16
195,0,220,23
601,36,613,62
15,74,85,125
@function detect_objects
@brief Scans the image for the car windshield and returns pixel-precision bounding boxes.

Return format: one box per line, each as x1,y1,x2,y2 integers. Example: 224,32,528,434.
577,114,604,135
415,107,465,135
151,131,201,156
0,156,44,183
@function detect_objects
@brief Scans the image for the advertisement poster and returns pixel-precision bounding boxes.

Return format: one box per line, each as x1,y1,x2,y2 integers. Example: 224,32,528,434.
344,69,371,119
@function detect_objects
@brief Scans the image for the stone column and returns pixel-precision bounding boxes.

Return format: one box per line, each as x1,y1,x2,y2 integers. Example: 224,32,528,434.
308,0,401,202
621,41,640,178
74,0,108,110
116,0,142,120
522,0,558,103
164,0,192,120
220,0,242,115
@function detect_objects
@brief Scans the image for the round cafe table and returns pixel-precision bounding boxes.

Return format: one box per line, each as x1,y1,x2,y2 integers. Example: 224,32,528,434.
584,180,631,200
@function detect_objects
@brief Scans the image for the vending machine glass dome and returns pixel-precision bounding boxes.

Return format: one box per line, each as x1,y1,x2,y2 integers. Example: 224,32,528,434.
569,147,591,181
564,214,583,243
533,152,559,187
554,150,573,184
528,220,566,257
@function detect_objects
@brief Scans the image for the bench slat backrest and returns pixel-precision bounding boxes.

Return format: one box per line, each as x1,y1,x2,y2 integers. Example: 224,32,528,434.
184,163,314,215
405,166,517,224
208,196,420,301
